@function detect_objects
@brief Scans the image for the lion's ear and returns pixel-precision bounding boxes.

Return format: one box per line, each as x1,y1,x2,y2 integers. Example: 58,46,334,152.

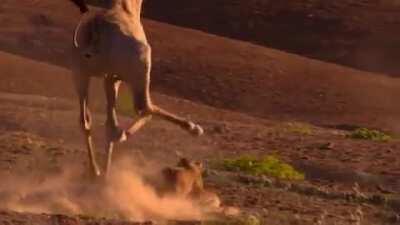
177,158,191,169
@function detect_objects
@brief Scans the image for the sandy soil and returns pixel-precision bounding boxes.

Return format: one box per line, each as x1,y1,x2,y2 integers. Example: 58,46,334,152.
0,0,399,225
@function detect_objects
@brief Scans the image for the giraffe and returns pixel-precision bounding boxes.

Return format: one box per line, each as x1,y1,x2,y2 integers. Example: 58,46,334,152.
70,0,203,177
69,0,89,13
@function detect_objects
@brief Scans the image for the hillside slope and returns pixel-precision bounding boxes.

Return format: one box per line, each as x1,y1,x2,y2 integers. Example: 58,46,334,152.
1,0,400,132
144,0,400,75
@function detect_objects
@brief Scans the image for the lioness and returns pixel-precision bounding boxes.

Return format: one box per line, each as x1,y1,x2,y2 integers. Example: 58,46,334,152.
161,158,239,213
160,158,205,198
146,157,240,215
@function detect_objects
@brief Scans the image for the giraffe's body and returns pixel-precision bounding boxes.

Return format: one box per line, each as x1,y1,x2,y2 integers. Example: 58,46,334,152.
69,0,89,13
70,0,203,177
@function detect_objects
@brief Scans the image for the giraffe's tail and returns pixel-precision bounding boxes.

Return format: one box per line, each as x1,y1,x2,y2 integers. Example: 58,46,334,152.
73,16,84,48
73,12,97,49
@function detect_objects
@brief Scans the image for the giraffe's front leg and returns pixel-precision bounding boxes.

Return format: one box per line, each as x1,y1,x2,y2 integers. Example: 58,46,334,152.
104,76,125,176
75,74,101,177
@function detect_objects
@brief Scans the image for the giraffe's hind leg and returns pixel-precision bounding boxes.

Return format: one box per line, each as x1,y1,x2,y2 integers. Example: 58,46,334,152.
104,75,126,142
150,105,204,136
125,88,153,137
124,60,203,137
124,104,203,137
74,74,101,177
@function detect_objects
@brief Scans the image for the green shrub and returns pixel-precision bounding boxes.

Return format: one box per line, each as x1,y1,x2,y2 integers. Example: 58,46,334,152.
348,128,392,142
282,122,313,135
116,89,135,116
222,155,304,181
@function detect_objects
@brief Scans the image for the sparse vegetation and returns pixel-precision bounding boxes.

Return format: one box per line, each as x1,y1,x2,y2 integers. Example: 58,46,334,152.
282,122,313,135
222,155,304,181
347,128,392,142
117,88,135,116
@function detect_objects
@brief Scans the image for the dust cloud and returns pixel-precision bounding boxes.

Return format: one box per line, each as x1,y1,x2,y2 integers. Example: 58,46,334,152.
0,158,203,223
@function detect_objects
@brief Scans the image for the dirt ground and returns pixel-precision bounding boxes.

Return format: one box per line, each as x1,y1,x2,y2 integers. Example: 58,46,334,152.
0,0,400,225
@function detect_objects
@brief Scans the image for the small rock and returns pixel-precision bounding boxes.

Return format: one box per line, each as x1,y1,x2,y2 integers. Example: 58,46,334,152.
319,142,334,150
389,213,400,223
260,175,273,186
301,155,310,160
222,206,241,216
213,125,224,133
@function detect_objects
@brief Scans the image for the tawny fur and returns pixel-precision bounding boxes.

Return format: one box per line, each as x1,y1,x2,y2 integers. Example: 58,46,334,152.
160,158,205,197
70,0,203,177
159,159,221,207
158,158,240,215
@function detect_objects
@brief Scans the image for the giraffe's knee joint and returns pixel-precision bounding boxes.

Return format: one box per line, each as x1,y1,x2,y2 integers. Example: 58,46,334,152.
79,120,91,134
187,122,204,136
105,117,117,127
82,127,91,136
137,104,153,116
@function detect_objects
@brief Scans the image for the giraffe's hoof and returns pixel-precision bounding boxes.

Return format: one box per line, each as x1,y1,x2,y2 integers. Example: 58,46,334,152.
110,128,127,143
91,166,101,177
94,170,101,177
189,122,204,136
117,130,128,143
